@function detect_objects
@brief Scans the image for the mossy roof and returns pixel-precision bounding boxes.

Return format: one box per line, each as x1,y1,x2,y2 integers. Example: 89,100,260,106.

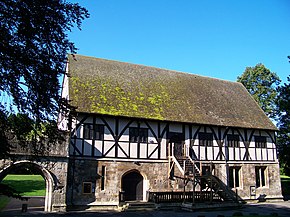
67,54,277,131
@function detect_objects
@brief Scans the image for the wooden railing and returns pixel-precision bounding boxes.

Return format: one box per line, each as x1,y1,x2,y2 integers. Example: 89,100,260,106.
148,191,221,203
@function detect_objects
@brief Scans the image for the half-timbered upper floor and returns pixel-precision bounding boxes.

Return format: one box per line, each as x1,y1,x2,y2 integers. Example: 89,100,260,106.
67,113,277,163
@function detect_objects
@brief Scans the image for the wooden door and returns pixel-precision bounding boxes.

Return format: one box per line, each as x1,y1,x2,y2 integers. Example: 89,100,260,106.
122,171,143,201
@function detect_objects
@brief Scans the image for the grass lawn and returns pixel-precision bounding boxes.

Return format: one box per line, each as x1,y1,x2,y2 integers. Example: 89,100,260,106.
1,174,45,196
281,174,290,195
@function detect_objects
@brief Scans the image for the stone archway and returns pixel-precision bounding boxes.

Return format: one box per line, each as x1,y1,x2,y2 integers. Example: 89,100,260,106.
121,170,144,201
0,160,54,212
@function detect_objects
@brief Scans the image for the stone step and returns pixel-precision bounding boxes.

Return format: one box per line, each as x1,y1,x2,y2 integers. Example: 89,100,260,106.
123,202,156,212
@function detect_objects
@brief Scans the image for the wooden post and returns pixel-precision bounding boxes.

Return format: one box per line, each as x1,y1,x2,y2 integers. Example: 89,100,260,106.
210,161,213,204
183,173,186,203
192,161,195,205
200,161,202,176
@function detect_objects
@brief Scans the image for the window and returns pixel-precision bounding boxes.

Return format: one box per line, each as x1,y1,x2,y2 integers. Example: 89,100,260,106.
229,166,241,188
199,132,213,147
82,182,92,194
101,166,106,191
255,136,267,148
83,124,104,140
255,166,267,187
227,134,240,148
129,128,148,143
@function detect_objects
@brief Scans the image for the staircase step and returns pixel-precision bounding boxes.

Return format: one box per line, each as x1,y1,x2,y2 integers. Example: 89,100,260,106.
123,202,156,212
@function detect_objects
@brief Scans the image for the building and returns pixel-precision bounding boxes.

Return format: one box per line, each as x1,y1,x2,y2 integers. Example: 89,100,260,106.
58,54,282,209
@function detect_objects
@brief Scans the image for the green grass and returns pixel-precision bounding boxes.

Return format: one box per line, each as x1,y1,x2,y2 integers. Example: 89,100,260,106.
1,174,45,196
281,174,290,195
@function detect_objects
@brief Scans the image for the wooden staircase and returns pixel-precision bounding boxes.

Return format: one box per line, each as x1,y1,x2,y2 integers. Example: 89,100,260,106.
170,155,240,203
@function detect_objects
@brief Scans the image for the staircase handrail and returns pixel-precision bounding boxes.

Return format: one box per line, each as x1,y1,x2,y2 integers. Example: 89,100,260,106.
170,156,185,176
186,156,201,175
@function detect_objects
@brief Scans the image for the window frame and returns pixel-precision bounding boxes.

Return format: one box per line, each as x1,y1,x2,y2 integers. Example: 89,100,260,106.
129,127,148,143
198,132,213,147
83,124,104,140
229,166,241,188
227,134,240,148
255,166,267,188
255,136,267,148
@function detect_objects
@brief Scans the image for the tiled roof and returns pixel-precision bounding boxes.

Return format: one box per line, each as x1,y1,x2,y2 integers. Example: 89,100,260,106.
67,54,277,130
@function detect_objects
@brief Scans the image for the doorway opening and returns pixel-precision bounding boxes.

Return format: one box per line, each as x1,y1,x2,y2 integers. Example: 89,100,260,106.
121,170,143,201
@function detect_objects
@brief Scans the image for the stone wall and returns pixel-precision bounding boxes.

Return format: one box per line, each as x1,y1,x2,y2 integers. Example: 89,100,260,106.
67,159,283,209
214,162,283,201
66,159,175,207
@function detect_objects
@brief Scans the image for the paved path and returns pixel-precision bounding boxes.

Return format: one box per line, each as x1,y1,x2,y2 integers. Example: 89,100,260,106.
1,200,290,217
1,196,45,213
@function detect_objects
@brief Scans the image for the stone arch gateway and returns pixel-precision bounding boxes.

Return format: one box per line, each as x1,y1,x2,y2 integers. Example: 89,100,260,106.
0,161,54,211
0,154,69,212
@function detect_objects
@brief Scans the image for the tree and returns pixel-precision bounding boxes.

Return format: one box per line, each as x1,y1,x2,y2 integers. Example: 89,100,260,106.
0,0,89,198
277,58,290,175
237,63,280,119
0,0,89,157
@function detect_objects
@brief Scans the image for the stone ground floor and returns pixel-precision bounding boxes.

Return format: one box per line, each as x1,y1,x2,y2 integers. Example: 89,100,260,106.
1,198,290,217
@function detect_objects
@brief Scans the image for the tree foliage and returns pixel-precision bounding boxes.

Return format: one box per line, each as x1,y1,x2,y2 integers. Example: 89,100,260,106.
277,59,290,175
237,63,280,118
0,0,89,158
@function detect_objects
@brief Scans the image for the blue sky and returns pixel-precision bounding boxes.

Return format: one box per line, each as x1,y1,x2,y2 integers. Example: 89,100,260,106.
69,0,290,83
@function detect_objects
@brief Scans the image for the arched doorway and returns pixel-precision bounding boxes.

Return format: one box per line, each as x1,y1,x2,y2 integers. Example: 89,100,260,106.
121,170,143,201
0,161,54,212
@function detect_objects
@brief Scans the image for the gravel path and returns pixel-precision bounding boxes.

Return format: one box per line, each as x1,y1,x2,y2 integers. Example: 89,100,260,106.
1,198,290,217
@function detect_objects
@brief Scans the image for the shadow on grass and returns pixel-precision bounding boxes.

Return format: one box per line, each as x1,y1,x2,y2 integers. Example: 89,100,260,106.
1,180,45,196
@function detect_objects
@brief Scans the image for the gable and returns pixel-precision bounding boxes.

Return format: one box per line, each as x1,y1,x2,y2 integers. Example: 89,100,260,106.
66,54,277,131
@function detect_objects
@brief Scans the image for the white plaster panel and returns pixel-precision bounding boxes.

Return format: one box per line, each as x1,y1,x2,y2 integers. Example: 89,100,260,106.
160,139,167,158
256,149,262,161
249,148,256,160
130,143,138,158
118,142,129,157
249,141,255,148
228,148,234,161
207,147,213,160
140,143,147,158
262,149,267,160
240,148,246,160
267,142,273,149
213,147,220,160
94,141,102,157
103,141,115,157
148,144,158,158
104,130,114,141
235,148,241,160
199,147,206,160
119,134,129,142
